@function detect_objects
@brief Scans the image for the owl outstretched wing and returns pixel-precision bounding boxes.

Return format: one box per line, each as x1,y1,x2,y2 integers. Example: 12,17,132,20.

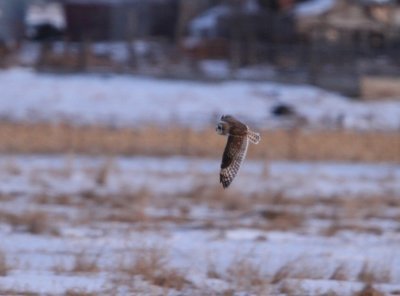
220,134,249,188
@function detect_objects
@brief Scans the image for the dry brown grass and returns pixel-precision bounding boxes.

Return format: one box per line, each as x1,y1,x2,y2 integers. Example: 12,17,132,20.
0,250,9,276
259,209,305,231
0,210,59,235
277,279,307,296
323,222,383,237
0,194,16,202
226,256,269,293
330,263,350,281
355,283,385,296
271,259,299,284
0,122,398,162
206,260,221,280
96,191,152,226
34,194,79,207
361,76,400,99
357,262,391,284
64,290,97,296
119,244,189,291
0,291,39,296
52,260,71,274
95,157,114,186
72,252,100,273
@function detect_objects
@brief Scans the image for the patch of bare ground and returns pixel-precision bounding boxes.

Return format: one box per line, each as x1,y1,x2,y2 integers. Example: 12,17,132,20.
357,261,391,284
64,290,97,296
78,188,152,211
118,244,190,291
258,208,305,231
0,209,60,235
0,292,39,296
72,252,100,273
0,194,16,202
278,280,386,296
34,194,78,207
355,283,385,296
0,249,9,276
323,222,383,236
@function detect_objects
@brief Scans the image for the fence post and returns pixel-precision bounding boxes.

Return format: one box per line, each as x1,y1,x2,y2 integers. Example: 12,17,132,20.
126,10,137,71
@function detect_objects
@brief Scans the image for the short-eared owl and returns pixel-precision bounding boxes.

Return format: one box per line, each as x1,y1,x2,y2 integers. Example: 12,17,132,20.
216,115,261,188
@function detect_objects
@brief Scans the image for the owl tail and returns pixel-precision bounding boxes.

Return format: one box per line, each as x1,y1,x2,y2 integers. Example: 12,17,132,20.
248,130,261,144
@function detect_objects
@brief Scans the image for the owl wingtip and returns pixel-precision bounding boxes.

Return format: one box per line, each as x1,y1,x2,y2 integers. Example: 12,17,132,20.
220,175,231,189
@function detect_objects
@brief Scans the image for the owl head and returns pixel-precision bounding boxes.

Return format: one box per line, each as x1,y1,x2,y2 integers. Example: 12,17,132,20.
216,115,232,135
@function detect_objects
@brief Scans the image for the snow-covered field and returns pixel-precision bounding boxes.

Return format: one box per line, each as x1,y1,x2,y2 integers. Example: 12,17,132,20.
0,67,399,294
1,68,400,131
0,155,399,295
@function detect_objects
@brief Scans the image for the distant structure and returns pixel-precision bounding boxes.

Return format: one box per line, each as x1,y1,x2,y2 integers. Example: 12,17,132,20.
61,0,180,41
184,0,297,60
1,0,399,97
0,0,29,44
296,0,400,49
25,2,65,41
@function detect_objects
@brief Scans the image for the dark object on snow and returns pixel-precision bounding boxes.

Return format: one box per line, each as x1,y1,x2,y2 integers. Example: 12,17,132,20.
29,23,64,41
271,104,295,117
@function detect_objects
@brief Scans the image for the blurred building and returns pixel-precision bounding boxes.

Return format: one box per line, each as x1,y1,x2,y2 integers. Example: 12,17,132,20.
25,2,66,41
296,0,400,48
184,0,297,59
0,0,29,43
61,0,180,41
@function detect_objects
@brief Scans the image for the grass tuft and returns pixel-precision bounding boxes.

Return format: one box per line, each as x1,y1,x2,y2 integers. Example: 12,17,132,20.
72,252,100,273
226,255,269,294
119,244,189,291
0,250,9,276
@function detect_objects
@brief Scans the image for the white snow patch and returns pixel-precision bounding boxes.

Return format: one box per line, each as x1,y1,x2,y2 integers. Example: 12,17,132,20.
0,68,399,131
295,0,335,17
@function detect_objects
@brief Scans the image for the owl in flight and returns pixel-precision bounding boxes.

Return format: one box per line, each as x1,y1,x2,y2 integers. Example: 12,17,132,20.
216,115,261,188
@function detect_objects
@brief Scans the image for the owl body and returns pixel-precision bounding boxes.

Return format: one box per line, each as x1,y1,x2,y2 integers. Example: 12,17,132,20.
216,115,261,188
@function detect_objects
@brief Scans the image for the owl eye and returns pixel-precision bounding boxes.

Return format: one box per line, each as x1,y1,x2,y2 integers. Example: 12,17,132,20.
216,123,224,133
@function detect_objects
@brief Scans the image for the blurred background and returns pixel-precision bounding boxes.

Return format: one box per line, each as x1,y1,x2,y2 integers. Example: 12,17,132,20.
0,1,400,295
2,0,400,95
0,0,399,160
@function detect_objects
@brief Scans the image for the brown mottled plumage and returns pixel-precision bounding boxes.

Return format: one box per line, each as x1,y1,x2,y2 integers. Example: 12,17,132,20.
216,115,261,188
